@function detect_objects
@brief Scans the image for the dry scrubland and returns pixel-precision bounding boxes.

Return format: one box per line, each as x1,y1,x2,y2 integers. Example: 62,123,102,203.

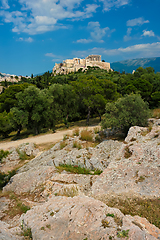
0,120,160,239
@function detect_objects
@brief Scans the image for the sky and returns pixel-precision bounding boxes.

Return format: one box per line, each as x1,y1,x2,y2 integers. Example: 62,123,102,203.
0,0,160,76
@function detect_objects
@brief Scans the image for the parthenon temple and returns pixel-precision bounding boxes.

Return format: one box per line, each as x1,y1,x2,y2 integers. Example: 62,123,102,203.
52,55,111,75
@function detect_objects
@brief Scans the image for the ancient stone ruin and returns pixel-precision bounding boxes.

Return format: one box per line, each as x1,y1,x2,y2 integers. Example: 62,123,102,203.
52,55,111,75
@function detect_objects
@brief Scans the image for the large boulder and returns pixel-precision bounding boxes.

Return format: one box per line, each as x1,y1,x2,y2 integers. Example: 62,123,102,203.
91,126,160,199
20,196,160,240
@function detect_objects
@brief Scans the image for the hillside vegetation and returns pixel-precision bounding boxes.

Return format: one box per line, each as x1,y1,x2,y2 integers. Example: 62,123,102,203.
0,66,160,139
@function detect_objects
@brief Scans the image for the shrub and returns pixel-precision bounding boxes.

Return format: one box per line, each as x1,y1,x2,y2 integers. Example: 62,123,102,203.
16,149,34,161
102,94,150,136
63,134,69,141
73,128,79,136
73,141,82,149
60,141,67,149
80,130,93,142
94,127,100,134
0,149,9,162
95,135,101,143
21,222,32,240
0,169,16,190
22,228,32,239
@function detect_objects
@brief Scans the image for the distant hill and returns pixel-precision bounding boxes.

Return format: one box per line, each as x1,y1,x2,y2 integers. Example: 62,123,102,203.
111,57,160,73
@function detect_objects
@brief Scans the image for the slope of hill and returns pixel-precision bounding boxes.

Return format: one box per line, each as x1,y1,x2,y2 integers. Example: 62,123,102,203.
0,121,160,239
111,57,160,73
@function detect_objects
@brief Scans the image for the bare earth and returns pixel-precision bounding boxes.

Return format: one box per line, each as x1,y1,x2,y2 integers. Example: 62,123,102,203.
0,126,100,150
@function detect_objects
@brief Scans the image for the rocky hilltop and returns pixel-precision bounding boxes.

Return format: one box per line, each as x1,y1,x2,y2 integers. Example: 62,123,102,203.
0,120,160,239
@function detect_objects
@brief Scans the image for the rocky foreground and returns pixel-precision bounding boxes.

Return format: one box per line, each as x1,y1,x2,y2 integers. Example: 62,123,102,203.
0,120,160,239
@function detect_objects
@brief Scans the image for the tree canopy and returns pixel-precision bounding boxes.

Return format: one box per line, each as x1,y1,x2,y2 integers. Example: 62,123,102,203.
101,94,150,136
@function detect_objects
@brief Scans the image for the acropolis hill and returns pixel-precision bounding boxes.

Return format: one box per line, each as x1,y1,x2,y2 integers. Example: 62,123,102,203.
52,55,111,75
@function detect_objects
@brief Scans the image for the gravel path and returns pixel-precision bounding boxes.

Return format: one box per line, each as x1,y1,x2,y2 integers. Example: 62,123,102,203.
0,126,100,150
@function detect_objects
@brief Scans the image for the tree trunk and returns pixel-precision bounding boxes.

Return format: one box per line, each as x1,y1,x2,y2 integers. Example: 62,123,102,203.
16,125,22,136
97,110,101,122
86,106,91,125
35,126,39,135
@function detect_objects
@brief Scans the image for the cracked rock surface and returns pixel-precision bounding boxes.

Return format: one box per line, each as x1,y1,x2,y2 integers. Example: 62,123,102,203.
0,123,160,239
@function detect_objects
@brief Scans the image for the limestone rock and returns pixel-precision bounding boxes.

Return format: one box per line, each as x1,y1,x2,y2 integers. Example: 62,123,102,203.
91,126,160,199
20,196,159,240
0,221,22,240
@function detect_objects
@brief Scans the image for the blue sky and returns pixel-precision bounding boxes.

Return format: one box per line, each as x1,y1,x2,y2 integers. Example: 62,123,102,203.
0,0,160,76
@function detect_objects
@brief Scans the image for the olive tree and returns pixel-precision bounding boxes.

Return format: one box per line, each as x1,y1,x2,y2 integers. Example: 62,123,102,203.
101,94,150,136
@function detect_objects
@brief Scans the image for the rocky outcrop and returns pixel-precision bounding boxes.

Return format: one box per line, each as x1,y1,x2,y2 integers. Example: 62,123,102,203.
0,143,39,172
92,125,160,200
0,221,22,240
20,196,160,240
1,123,160,239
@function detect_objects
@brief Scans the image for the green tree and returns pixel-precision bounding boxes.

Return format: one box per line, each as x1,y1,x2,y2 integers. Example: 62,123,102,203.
10,108,28,135
101,94,150,136
151,91,160,107
133,78,152,101
48,84,78,127
0,83,32,113
15,86,50,134
72,76,117,124
0,111,13,138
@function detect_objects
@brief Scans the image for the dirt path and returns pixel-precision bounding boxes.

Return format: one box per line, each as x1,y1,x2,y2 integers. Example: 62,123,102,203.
0,126,100,150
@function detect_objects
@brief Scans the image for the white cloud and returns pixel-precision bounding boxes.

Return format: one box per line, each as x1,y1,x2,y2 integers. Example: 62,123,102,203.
127,17,149,27
1,0,9,9
17,36,33,42
0,0,100,35
76,39,93,43
25,37,33,42
99,0,130,11
45,52,64,62
123,27,132,41
0,0,128,35
142,30,155,37
45,53,57,58
104,42,160,56
73,42,160,59
76,21,115,43
89,21,110,42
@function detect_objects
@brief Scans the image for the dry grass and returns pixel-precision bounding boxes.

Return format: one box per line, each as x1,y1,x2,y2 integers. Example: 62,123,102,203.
80,130,93,142
55,186,79,198
124,146,132,158
152,108,160,119
101,219,109,228
135,175,146,183
73,128,80,136
63,134,70,141
16,149,34,161
35,142,56,151
0,191,30,219
94,127,100,134
72,141,82,149
105,197,160,228
60,141,67,149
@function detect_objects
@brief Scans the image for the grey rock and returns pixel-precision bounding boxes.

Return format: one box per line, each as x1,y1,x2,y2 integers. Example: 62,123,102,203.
20,196,159,240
